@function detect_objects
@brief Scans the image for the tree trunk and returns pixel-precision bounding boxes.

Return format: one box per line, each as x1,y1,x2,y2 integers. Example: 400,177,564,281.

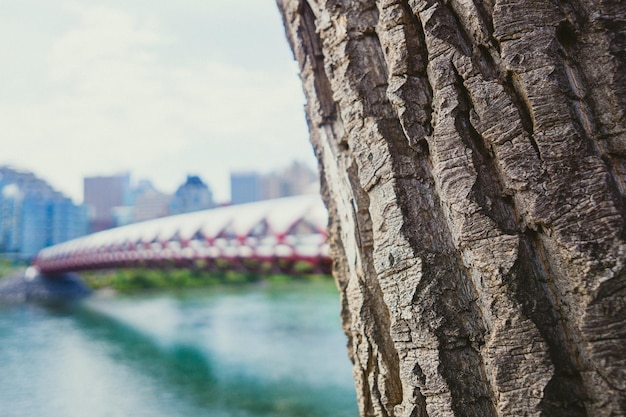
277,0,626,416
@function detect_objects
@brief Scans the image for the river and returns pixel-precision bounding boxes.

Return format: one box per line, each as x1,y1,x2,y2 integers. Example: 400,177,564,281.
0,279,358,417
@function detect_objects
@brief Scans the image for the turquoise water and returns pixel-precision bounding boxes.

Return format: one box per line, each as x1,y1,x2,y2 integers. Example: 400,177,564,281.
0,280,358,417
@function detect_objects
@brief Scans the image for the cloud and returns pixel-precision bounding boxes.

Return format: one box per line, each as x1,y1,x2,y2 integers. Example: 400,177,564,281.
49,5,168,81
0,2,312,203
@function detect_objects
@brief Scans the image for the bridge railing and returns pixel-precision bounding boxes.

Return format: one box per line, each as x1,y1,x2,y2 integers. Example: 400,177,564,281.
33,195,331,275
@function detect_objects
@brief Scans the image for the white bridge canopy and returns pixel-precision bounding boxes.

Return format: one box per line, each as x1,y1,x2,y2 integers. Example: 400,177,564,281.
34,195,330,274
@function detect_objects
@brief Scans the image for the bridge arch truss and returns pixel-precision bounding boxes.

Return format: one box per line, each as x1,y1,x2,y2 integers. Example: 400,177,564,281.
34,195,330,275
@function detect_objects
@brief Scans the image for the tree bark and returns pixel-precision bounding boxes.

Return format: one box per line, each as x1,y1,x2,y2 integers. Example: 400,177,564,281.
277,0,626,416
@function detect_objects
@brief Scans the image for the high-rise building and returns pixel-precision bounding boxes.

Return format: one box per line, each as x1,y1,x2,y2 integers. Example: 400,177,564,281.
231,161,318,205
281,161,318,196
230,172,262,205
0,184,21,255
170,175,214,214
83,173,131,232
261,172,287,200
0,166,88,259
261,161,318,200
133,188,172,222
19,197,48,258
50,198,88,245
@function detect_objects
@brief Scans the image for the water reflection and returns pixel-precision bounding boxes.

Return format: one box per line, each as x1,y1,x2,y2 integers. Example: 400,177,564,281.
0,280,358,417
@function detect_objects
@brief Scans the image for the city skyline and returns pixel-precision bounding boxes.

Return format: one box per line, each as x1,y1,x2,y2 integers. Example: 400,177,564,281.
1,158,317,206
0,1,315,204
0,160,318,257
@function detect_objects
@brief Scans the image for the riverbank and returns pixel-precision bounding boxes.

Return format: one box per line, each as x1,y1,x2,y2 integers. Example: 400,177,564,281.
0,259,26,278
0,269,91,303
80,268,332,293
0,262,333,301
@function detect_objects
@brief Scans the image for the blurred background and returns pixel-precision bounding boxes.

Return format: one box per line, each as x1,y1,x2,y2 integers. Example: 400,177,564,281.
0,1,358,416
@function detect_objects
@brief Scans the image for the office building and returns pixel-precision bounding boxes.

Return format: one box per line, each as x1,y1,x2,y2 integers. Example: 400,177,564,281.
170,175,214,214
261,161,318,200
230,172,262,205
133,188,172,222
231,161,318,205
84,173,131,232
0,166,88,259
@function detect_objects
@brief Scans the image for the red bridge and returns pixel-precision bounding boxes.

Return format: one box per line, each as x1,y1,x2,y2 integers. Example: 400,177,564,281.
33,195,330,275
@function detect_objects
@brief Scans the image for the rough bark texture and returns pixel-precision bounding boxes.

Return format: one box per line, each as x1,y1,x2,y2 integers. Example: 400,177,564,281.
277,0,626,416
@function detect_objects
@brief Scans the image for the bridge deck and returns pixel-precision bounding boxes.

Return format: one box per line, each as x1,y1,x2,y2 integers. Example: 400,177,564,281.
34,195,330,274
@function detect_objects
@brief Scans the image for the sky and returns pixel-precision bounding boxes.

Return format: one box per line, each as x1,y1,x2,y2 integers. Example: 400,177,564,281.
0,0,315,204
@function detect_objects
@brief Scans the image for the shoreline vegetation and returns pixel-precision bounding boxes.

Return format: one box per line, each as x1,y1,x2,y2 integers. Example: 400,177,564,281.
81,267,333,293
0,259,25,278
1,258,333,294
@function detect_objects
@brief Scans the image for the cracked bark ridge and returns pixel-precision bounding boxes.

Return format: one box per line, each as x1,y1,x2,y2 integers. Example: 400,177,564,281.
278,0,626,416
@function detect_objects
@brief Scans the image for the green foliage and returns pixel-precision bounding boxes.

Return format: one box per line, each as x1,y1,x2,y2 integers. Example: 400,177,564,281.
267,274,294,283
0,258,26,279
80,267,330,293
